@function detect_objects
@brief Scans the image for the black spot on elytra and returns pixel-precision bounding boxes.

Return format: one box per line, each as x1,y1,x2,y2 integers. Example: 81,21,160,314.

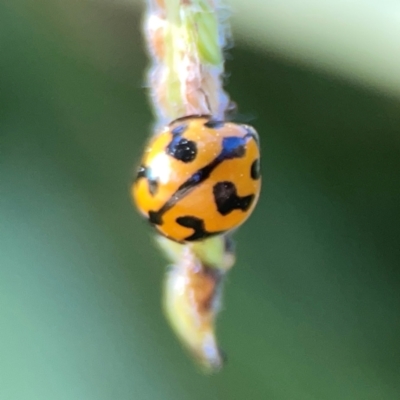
251,158,261,180
166,137,197,163
176,216,222,241
204,119,225,129
213,181,255,215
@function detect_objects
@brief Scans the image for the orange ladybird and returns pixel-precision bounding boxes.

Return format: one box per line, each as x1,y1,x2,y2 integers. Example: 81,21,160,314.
132,116,261,242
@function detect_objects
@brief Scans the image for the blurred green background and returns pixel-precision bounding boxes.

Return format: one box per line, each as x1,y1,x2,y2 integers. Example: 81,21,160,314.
1,1,400,399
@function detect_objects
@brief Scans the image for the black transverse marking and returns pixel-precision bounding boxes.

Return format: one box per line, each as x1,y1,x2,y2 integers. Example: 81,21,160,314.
148,135,250,227
176,216,223,241
251,158,261,180
166,137,197,162
204,119,225,129
213,181,255,215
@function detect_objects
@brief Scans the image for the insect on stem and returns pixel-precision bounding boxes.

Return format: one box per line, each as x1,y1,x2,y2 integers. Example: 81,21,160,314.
141,0,244,372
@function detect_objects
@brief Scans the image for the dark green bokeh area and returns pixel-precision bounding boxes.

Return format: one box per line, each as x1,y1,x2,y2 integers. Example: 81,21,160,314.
1,2,400,399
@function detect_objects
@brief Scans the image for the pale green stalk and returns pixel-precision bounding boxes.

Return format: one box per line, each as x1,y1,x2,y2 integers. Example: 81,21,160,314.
143,0,234,372
146,0,230,125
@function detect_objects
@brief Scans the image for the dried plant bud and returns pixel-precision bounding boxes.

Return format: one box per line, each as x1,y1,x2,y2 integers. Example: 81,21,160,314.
163,245,225,372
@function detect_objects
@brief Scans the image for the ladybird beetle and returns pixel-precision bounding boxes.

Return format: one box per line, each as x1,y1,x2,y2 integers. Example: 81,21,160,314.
132,116,261,242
